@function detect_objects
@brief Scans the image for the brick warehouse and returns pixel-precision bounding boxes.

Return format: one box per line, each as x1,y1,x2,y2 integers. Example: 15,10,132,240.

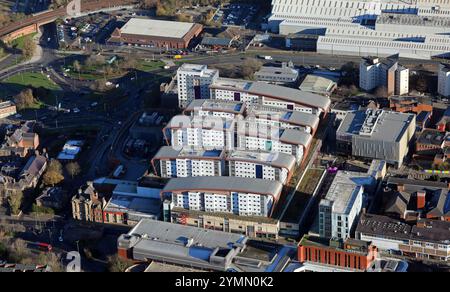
108,18,203,49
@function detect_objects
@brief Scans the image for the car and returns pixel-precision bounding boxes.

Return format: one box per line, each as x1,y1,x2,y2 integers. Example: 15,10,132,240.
91,102,98,107
73,108,80,113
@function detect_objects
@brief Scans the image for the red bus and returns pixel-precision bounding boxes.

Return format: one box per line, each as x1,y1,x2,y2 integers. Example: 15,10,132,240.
29,242,53,252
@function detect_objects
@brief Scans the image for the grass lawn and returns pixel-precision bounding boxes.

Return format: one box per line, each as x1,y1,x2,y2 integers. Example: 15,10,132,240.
4,72,61,91
10,32,37,51
1,72,62,107
137,60,165,72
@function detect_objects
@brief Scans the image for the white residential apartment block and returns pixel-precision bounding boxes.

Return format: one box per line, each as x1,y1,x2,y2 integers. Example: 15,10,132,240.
175,65,331,116
438,63,450,97
183,99,245,120
246,105,320,135
236,121,312,164
226,150,296,185
164,115,235,150
152,146,225,178
177,64,219,108
319,171,373,240
359,57,409,96
210,78,330,116
269,0,450,60
395,65,410,96
162,177,283,217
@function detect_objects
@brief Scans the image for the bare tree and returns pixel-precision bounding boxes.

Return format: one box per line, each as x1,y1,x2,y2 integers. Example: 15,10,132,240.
65,162,81,179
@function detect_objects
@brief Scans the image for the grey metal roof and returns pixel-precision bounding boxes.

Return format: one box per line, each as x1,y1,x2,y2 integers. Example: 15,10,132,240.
120,18,195,38
238,122,312,147
226,150,296,171
247,105,320,129
153,146,224,160
247,82,331,111
184,99,245,115
126,219,246,249
337,110,415,142
162,176,283,198
201,37,233,47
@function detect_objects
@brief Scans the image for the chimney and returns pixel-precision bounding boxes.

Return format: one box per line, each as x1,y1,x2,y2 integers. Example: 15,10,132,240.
417,191,426,209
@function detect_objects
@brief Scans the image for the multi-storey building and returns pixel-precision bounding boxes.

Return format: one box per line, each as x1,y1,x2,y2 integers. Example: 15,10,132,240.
319,171,374,240
268,0,450,60
163,115,236,150
162,176,283,217
210,78,330,116
359,57,409,96
298,236,379,272
151,146,225,178
246,105,320,135
176,65,331,115
183,99,245,120
237,121,312,164
176,64,219,108
226,150,296,185
336,109,416,167
356,214,450,262
438,63,450,98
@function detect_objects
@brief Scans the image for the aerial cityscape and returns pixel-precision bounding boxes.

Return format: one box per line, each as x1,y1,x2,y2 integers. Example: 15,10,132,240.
0,0,450,277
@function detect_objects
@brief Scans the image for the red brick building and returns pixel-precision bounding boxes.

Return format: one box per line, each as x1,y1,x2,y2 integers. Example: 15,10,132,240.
108,18,203,49
298,236,378,271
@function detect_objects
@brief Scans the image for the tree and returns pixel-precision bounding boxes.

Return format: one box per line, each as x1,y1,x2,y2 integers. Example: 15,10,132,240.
66,162,81,179
241,58,262,80
73,60,81,73
22,37,36,60
8,190,23,216
43,159,64,186
107,255,134,272
13,88,35,110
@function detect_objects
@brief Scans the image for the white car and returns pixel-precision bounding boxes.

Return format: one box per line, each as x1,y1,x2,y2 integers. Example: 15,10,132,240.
72,108,80,113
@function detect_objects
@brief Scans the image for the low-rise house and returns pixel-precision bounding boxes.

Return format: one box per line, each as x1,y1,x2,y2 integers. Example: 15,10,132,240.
0,101,17,119
36,187,68,210
0,153,47,202
71,182,107,223
356,214,450,262
0,121,39,157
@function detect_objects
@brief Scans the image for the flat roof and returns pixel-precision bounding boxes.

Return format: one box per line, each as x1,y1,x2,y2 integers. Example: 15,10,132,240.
153,146,224,161
417,129,446,146
178,63,219,77
226,150,296,171
322,171,374,214
120,18,196,39
238,122,312,147
337,110,414,142
255,65,299,79
145,262,205,272
105,195,161,217
166,115,235,131
247,105,320,129
184,99,245,115
162,176,283,199
125,219,246,250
